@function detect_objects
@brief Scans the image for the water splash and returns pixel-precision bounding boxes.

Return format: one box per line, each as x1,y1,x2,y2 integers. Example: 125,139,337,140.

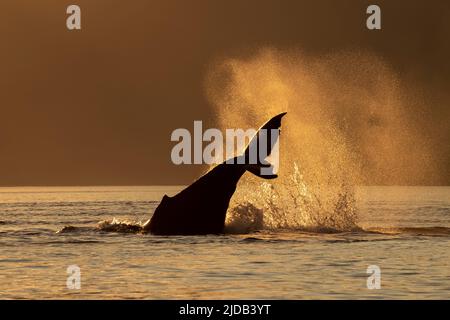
206,48,438,232
225,202,264,234
97,218,144,233
226,163,360,233
57,218,145,234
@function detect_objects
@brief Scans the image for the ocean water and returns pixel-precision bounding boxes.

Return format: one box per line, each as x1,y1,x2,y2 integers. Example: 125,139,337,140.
0,186,448,299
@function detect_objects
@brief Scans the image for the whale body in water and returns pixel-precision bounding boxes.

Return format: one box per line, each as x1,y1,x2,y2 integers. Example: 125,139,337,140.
143,112,287,235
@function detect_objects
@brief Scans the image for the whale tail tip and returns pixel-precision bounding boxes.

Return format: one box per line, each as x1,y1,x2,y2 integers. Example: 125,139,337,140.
243,112,287,179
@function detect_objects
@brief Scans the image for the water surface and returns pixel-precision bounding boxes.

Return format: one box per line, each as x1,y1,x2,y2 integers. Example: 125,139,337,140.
0,186,448,299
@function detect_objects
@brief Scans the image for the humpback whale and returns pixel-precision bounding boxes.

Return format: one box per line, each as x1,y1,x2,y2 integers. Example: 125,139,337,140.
143,112,287,235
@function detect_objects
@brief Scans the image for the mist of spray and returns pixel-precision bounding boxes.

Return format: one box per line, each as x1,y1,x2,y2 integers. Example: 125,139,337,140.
205,48,437,232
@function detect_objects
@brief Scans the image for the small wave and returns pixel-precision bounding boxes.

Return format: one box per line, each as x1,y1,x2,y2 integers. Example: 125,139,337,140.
97,218,144,233
56,226,96,234
366,226,450,237
44,239,104,244
275,226,363,234
56,218,146,234
240,237,264,242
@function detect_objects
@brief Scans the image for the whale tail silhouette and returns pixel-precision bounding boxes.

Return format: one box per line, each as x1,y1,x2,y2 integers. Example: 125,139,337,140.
240,112,287,179
144,112,287,235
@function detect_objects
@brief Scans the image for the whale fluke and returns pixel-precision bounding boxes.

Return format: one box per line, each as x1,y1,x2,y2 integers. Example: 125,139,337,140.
143,112,287,235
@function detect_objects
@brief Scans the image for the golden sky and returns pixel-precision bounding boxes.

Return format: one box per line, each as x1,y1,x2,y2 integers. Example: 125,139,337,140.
0,0,449,185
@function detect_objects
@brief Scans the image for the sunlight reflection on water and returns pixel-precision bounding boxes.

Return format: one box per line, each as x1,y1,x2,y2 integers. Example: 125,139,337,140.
0,186,448,299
